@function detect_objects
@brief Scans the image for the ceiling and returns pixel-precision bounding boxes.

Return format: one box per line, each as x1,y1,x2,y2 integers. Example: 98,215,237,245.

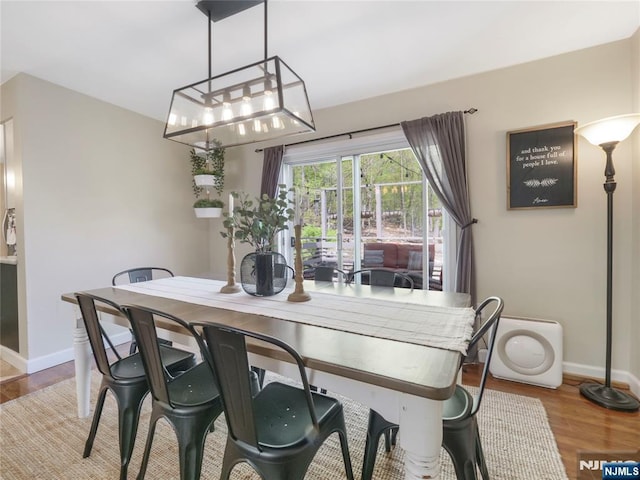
2,1,639,123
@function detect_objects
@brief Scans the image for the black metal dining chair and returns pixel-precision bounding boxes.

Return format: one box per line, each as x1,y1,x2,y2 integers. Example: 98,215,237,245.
313,265,347,282
274,262,295,283
361,296,504,480
194,321,356,480
75,292,195,480
111,266,174,285
112,267,175,354
348,268,414,291
122,304,225,480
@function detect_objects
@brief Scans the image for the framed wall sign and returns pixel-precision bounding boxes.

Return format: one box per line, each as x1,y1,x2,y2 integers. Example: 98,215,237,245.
507,121,577,209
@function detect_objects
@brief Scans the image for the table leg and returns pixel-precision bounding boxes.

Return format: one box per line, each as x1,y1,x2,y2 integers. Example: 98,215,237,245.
73,318,92,418
399,393,443,480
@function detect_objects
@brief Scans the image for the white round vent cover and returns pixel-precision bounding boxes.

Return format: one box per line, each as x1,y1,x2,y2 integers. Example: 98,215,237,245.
489,317,563,389
498,330,555,375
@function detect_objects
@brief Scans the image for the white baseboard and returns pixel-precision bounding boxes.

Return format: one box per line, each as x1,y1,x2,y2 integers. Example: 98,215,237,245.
1,331,132,375
563,361,640,398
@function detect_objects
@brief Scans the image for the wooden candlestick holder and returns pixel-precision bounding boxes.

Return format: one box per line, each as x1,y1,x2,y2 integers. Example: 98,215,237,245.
220,226,241,294
288,224,311,302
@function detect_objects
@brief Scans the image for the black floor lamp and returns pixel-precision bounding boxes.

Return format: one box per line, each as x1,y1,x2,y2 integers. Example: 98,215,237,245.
575,113,640,412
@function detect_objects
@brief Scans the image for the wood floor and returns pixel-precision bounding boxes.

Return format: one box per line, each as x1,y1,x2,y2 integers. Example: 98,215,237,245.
1,359,638,480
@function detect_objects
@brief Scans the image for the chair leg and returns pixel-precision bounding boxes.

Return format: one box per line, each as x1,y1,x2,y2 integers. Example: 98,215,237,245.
361,410,398,480
174,415,216,480
129,331,137,354
83,386,109,458
390,426,398,447
383,430,392,452
337,429,355,480
137,415,159,480
219,439,236,480
442,420,480,480
475,429,489,480
382,426,399,451
251,366,266,388
116,386,147,480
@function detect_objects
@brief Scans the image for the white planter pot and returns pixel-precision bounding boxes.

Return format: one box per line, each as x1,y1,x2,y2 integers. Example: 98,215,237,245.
194,207,222,218
194,174,218,187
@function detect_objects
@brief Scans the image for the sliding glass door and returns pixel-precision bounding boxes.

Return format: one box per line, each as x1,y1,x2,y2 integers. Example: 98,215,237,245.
284,146,445,290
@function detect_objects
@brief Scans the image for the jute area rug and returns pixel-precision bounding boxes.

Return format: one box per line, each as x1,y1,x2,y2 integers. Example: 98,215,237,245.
0,373,567,479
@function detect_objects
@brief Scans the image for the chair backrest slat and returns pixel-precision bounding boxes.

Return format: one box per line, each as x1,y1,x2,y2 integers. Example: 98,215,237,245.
77,294,113,377
125,307,171,404
348,268,414,290
129,268,152,283
370,269,396,287
112,267,174,286
203,327,258,446
469,296,504,416
123,305,210,409
76,293,125,377
314,266,335,282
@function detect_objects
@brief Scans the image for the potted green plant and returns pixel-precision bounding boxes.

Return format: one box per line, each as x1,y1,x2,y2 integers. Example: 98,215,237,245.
193,198,224,218
222,186,294,295
190,146,225,192
190,144,225,218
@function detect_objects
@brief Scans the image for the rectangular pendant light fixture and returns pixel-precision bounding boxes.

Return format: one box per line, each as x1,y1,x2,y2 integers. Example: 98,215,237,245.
163,1,315,150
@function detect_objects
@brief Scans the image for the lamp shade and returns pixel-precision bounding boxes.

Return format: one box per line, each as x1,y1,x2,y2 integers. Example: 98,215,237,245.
575,113,640,146
164,56,315,150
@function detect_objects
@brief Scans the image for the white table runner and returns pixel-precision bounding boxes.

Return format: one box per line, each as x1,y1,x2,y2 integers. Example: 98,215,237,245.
116,277,475,354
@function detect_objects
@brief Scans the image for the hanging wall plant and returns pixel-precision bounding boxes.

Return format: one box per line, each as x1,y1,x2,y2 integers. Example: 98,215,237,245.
193,198,224,218
190,144,225,196
190,143,226,218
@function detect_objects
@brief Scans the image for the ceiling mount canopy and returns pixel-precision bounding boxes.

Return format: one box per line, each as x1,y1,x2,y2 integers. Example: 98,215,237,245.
163,0,316,150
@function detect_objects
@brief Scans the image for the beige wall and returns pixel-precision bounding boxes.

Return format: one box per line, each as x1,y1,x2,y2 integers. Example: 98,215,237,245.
212,38,639,390
0,74,209,369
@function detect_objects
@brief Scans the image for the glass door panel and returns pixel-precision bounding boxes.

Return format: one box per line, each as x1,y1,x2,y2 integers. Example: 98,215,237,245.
291,161,341,278
339,156,354,273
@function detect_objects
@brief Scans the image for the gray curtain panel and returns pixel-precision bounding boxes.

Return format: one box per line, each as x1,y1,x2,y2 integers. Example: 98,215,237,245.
260,145,285,198
401,111,476,297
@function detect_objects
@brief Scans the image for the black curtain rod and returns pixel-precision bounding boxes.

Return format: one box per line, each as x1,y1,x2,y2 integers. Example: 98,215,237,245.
254,108,478,153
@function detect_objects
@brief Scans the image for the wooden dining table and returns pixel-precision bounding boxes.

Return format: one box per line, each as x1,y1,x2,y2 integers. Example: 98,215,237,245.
62,276,472,480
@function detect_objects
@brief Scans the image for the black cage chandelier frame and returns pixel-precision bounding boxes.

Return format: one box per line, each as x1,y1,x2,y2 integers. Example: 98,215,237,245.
163,0,316,150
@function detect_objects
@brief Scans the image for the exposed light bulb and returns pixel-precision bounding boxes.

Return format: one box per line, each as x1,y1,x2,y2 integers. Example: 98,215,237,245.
263,79,273,96
221,93,233,121
203,108,214,125
263,90,275,110
242,85,251,103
